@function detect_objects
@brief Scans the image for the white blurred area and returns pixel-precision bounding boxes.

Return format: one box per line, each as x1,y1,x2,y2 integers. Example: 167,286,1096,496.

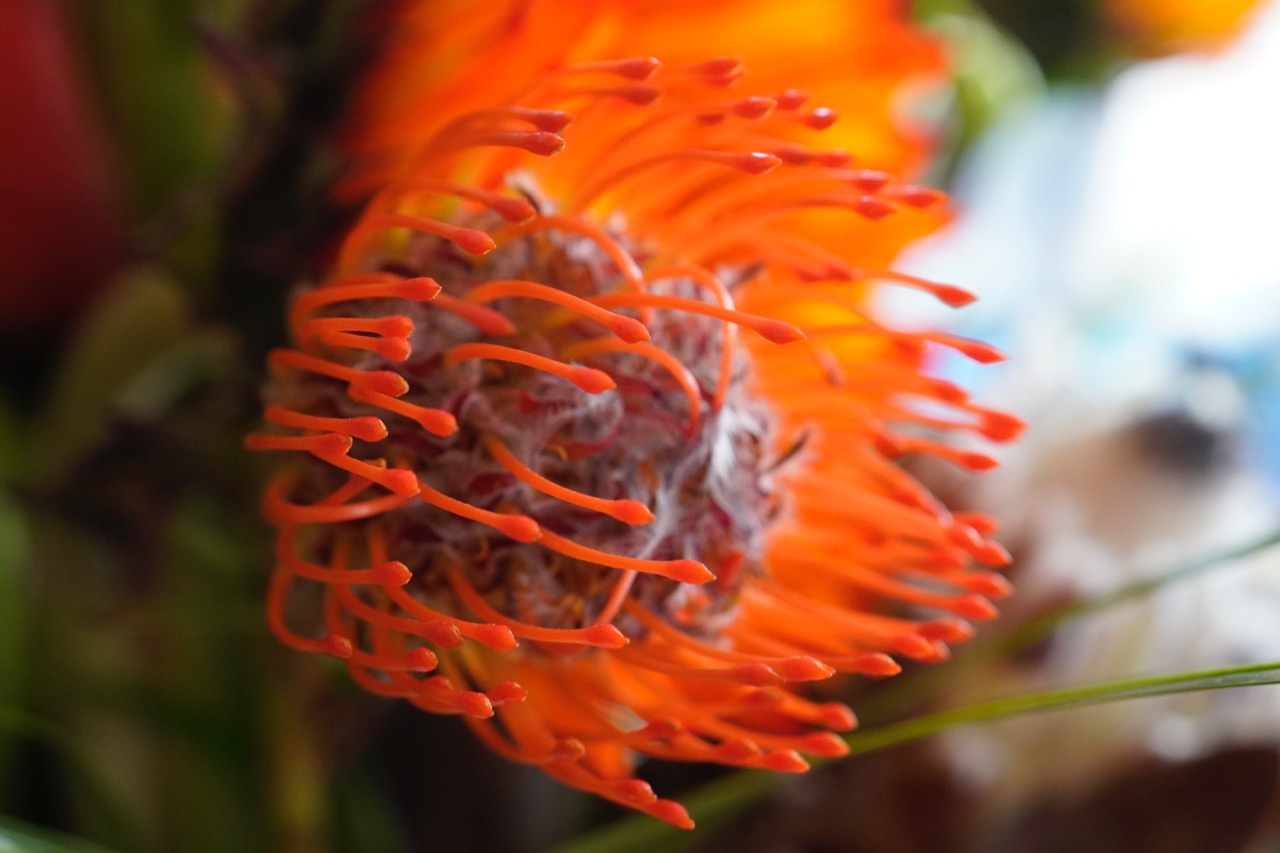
889,0,1280,802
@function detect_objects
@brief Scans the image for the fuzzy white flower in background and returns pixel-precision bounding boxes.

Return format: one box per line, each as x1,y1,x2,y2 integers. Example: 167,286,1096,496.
891,0,1280,802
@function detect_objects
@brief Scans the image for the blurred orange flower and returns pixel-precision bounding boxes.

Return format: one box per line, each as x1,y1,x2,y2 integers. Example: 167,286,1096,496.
249,0,1017,826
1106,0,1264,53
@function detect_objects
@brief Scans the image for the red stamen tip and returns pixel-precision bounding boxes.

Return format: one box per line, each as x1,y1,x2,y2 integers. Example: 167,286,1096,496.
853,195,897,221
851,653,901,677
612,56,662,80
456,693,494,718
934,284,977,307
958,452,998,472
981,412,1025,442
348,417,389,441
800,732,850,757
312,433,354,455
526,110,573,132
761,750,809,772
920,618,974,643
610,499,654,525
614,85,662,106
951,594,998,621
733,152,782,174
818,702,857,730
383,469,422,497
524,131,566,156
643,719,685,739
667,559,715,584
948,524,983,550
755,319,807,344
472,624,519,650
614,779,656,804
375,561,413,586
954,511,999,536
694,55,745,83
770,144,811,165
550,738,586,760
425,411,459,437
489,681,528,706
489,196,539,222
742,686,778,712
962,568,1008,594
582,624,629,648
896,186,947,208
374,315,414,337
321,635,353,659
567,366,616,394
734,96,777,120
403,647,438,670
651,801,694,830
775,656,835,681
850,169,890,192
892,632,937,660
351,371,410,397
732,663,782,685
422,621,464,648
816,149,853,167
951,338,1005,364
775,88,810,110
891,335,928,357
451,228,499,256
713,737,759,759
400,277,442,300
931,379,968,403
973,541,1013,567
495,514,541,543
802,107,839,129
610,315,650,343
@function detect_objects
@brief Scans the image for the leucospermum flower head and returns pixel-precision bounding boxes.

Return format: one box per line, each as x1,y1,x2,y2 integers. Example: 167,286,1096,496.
247,1,1020,828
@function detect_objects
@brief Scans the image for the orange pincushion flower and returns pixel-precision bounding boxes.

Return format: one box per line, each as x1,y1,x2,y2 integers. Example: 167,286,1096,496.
247,1,1018,828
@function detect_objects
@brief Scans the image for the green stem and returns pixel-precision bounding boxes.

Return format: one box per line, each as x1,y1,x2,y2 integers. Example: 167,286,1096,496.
0,707,141,852
265,689,330,853
996,527,1280,653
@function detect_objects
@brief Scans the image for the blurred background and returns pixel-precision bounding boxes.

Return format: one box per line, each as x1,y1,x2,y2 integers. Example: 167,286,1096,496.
2,0,1279,851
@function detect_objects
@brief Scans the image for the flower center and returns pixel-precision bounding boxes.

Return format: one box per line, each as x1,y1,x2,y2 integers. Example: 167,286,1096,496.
333,194,783,641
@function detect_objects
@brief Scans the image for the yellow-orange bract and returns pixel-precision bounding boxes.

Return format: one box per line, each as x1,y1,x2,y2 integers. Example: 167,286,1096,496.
248,0,1019,827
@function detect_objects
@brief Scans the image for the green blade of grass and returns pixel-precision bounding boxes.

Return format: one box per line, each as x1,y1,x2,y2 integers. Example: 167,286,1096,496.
0,709,141,852
996,527,1280,653
0,815,115,853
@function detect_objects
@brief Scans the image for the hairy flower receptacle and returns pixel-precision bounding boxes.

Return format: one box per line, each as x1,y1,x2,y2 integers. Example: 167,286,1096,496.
249,37,1019,828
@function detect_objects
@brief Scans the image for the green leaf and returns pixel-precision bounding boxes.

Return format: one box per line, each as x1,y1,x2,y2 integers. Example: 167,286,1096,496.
0,711,140,853
31,267,194,480
67,0,225,221
0,815,115,853
0,492,30,793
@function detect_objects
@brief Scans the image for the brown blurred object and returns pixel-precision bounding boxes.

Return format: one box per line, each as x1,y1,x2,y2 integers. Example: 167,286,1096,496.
989,748,1280,853
0,0,124,335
